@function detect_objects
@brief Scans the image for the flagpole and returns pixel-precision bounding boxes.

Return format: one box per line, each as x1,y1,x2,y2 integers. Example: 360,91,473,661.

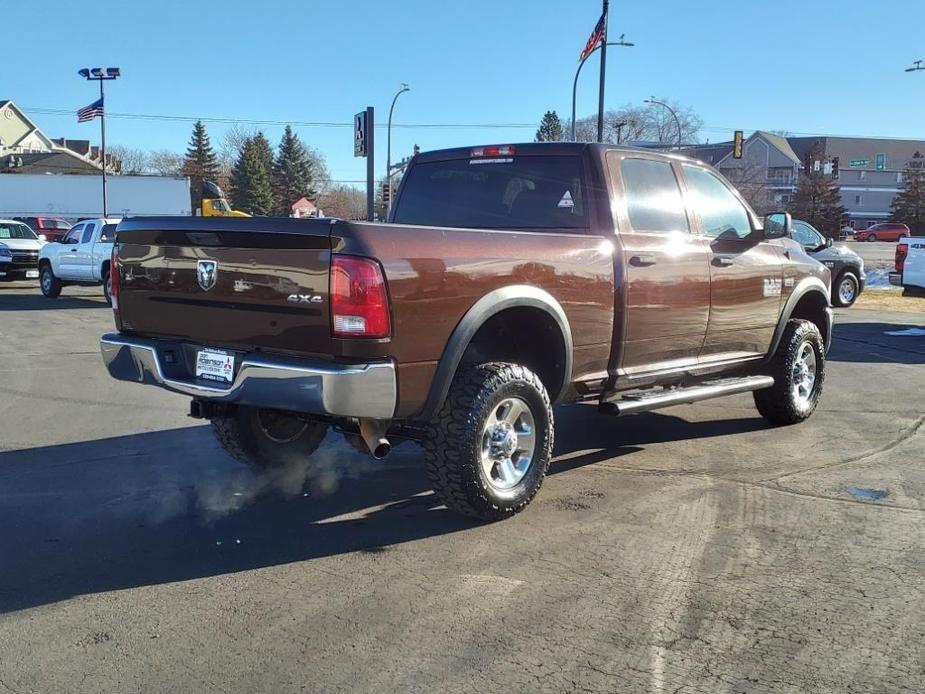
597,0,609,142
99,79,107,218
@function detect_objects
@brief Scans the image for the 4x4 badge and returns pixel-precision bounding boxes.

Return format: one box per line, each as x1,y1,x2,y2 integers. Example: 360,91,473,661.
197,260,218,291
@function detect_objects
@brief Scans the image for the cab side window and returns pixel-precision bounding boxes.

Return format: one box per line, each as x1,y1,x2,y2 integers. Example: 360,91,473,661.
64,225,84,244
619,158,689,234
80,223,95,244
682,165,752,240
792,222,822,248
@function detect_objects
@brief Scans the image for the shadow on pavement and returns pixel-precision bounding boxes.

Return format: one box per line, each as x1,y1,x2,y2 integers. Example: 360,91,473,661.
0,291,107,311
0,402,775,614
828,321,925,364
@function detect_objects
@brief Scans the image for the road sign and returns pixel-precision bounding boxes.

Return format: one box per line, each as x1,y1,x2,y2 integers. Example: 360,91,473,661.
354,111,368,157
849,159,869,168
876,153,885,171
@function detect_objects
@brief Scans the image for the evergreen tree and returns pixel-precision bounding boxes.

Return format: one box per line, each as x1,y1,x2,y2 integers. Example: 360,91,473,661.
181,121,219,210
788,146,847,237
251,131,275,174
535,111,563,142
230,137,274,216
273,125,316,216
891,152,925,235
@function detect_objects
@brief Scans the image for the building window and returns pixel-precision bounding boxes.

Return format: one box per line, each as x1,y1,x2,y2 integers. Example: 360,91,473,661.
855,195,863,206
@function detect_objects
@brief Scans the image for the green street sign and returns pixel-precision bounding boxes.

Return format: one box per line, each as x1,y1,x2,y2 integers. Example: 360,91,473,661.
849,159,869,168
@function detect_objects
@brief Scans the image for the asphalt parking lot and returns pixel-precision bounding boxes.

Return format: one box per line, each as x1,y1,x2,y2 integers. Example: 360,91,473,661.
1,280,924,693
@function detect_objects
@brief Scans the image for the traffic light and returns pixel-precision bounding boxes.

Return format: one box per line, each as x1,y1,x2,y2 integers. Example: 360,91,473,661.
733,130,744,159
803,152,812,175
382,181,391,205
831,156,840,180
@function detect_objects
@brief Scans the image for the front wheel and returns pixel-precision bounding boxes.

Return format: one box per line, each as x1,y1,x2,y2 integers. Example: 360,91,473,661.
103,271,112,305
423,362,553,521
211,406,328,469
867,234,877,242
40,265,61,298
833,270,859,307
754,319,826,425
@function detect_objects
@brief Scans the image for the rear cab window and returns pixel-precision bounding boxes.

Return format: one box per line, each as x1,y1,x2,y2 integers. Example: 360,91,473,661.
393,153,588,230
100,224,117,241
618,157,690,234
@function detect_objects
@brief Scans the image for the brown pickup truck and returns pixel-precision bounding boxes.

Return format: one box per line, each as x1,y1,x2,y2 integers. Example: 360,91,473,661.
101,142,832,520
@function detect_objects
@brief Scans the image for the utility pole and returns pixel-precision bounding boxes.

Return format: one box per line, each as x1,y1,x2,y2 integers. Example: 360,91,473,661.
596,0,609,143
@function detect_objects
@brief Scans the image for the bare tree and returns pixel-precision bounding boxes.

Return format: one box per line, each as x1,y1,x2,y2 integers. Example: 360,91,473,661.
147,150,184,176
108,145,148,175
316,184,366,220
719,160,775,215
564,100,702,146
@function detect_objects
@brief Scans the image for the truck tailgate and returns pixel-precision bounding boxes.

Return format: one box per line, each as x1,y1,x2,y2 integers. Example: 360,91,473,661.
114,217,334,357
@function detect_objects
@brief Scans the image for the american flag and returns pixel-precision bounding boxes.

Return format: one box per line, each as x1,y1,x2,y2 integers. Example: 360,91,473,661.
579,12,607,62
77,97,104,123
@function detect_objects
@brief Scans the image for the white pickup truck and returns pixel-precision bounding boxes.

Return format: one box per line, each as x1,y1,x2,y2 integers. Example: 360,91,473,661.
38,217,120,304
891,238,925,297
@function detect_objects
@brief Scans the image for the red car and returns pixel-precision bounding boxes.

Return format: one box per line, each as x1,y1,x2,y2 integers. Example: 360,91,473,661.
855,223,911,242
13,217,72,243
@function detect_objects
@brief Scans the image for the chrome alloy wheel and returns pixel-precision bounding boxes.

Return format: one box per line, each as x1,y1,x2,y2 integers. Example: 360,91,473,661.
838,276,857,304
480,397,536,491
791,342,817,407
41,270,53,293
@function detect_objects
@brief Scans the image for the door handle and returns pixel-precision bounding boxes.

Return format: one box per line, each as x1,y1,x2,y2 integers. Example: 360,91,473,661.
629,254,657,267
70,248,78,252
712,256,734,267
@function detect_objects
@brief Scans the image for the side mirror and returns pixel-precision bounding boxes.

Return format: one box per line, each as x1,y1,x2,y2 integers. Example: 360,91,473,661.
825,237,834,248
763,212,791,239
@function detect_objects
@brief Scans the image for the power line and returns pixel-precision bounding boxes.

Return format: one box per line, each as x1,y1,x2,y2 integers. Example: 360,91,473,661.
23,107,537,130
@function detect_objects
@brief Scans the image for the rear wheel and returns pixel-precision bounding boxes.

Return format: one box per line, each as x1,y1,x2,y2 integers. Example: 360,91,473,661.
211,405,328,469
833,270,859,307
102,271,112,305
754,319,825,425
423,362,553,521
40,265,61,298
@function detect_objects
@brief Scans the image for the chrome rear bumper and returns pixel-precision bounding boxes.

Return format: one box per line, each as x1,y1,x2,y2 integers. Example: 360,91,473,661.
100,334,396,419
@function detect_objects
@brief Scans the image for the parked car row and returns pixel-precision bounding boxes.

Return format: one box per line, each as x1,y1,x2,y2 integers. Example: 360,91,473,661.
0,217,119,304
853,223,911,243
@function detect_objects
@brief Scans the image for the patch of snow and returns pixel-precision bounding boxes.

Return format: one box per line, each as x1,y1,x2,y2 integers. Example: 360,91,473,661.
865,268,893,290
884,327,925,336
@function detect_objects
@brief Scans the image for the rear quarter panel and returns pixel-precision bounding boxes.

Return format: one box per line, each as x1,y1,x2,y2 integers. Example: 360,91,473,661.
333,221,615,417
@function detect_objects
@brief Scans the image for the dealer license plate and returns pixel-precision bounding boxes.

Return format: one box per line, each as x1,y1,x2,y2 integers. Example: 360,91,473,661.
25,270,38,279
196,348,234,383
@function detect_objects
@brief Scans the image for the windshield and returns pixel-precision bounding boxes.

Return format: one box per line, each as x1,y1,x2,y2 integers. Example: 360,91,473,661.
212,199,231,212
52,219,71,230
0,223,38,240
393,155,587,230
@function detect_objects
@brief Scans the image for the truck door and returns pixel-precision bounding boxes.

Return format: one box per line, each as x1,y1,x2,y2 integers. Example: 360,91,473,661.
73,222,97,280
58,224,85,277
680,164,784,360
606,152,712,379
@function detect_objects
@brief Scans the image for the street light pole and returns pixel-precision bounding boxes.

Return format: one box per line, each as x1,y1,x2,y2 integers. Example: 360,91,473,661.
905,59,924,73
570,37,633,140
644,97,682,150
386,83,410,219
78,67,120,217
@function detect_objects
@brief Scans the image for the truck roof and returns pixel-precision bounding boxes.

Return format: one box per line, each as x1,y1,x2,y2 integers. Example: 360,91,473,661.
413,141,705,165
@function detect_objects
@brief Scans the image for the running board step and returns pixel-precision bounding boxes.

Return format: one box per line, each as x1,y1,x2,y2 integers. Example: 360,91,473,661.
599,375,775,416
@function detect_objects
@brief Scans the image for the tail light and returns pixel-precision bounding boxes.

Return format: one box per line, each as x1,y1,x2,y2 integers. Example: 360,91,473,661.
471,145,516,158
110,245,120,310
331,255,391,338
896,242,909,273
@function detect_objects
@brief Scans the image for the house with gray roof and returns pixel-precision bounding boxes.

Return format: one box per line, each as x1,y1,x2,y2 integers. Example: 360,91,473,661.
684,131,925,228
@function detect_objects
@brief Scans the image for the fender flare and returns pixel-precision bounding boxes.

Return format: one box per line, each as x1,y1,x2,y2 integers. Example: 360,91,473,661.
420,285,574,419
767,276,833,358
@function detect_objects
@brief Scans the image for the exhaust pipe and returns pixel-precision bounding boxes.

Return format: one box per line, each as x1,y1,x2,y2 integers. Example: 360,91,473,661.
358,419,392,459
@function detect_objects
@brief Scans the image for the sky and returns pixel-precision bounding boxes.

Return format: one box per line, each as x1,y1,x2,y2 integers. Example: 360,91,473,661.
6,0,925,186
